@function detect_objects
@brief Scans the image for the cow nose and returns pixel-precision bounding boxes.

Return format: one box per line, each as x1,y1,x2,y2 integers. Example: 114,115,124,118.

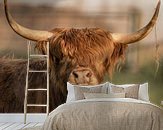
72,70,92,79
72,71,78,78
69,68,99,85
86,71,92,78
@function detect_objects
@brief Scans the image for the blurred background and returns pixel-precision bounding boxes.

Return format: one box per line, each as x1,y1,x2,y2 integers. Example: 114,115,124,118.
0,0,162,106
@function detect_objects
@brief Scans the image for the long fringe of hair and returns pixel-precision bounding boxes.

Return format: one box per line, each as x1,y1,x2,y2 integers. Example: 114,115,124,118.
35,28,127,79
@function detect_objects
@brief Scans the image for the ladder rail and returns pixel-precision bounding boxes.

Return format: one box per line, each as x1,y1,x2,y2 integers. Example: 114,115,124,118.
24,41,30,124
46,42,50,115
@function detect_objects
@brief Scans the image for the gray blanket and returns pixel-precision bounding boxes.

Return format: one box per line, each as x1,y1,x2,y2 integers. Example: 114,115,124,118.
29,98,163,130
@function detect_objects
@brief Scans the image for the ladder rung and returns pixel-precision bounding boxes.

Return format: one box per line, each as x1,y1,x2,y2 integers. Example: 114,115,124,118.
28,88,47,91
29,70,47,73
27,104,47,107
30,54,48,57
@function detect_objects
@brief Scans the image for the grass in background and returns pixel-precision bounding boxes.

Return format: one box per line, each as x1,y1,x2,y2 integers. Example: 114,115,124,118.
0,49,27,59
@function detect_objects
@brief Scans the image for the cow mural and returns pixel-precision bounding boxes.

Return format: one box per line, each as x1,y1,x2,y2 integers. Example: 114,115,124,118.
0,0,160,112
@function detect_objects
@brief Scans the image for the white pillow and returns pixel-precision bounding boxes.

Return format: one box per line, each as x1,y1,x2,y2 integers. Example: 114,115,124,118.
66,82,76,103
138,83,149,102
66,82,109,103
84,92,125,99
109,82,149,102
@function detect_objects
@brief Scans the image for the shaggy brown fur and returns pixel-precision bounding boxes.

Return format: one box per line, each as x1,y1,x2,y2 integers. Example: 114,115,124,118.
0,28,127,112
37,28,127,82
0,58,67,113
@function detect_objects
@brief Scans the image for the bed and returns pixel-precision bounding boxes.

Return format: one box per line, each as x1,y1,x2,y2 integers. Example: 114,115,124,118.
25,82,163,130
42,98,163,130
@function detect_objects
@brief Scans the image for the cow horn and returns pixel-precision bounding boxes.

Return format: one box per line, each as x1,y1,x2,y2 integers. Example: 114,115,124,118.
111,0,161,44
4,0,53,41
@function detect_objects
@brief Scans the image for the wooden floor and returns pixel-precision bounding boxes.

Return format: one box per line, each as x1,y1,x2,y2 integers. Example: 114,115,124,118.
0,122,43,130
0,114,46,130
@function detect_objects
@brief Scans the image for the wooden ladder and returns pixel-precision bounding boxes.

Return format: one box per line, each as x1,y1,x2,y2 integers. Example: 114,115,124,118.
24,41,50,124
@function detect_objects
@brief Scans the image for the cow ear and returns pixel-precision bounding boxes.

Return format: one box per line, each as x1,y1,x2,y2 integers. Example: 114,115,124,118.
107,43,127,78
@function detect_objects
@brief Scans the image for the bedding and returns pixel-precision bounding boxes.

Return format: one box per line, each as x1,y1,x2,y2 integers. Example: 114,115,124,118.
109,82,149,102
84,92,125,99
42,98,163,130
24,82,154,130
111,84,139,99
66,82,109,102
139,83,149,101
67,82,149,102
